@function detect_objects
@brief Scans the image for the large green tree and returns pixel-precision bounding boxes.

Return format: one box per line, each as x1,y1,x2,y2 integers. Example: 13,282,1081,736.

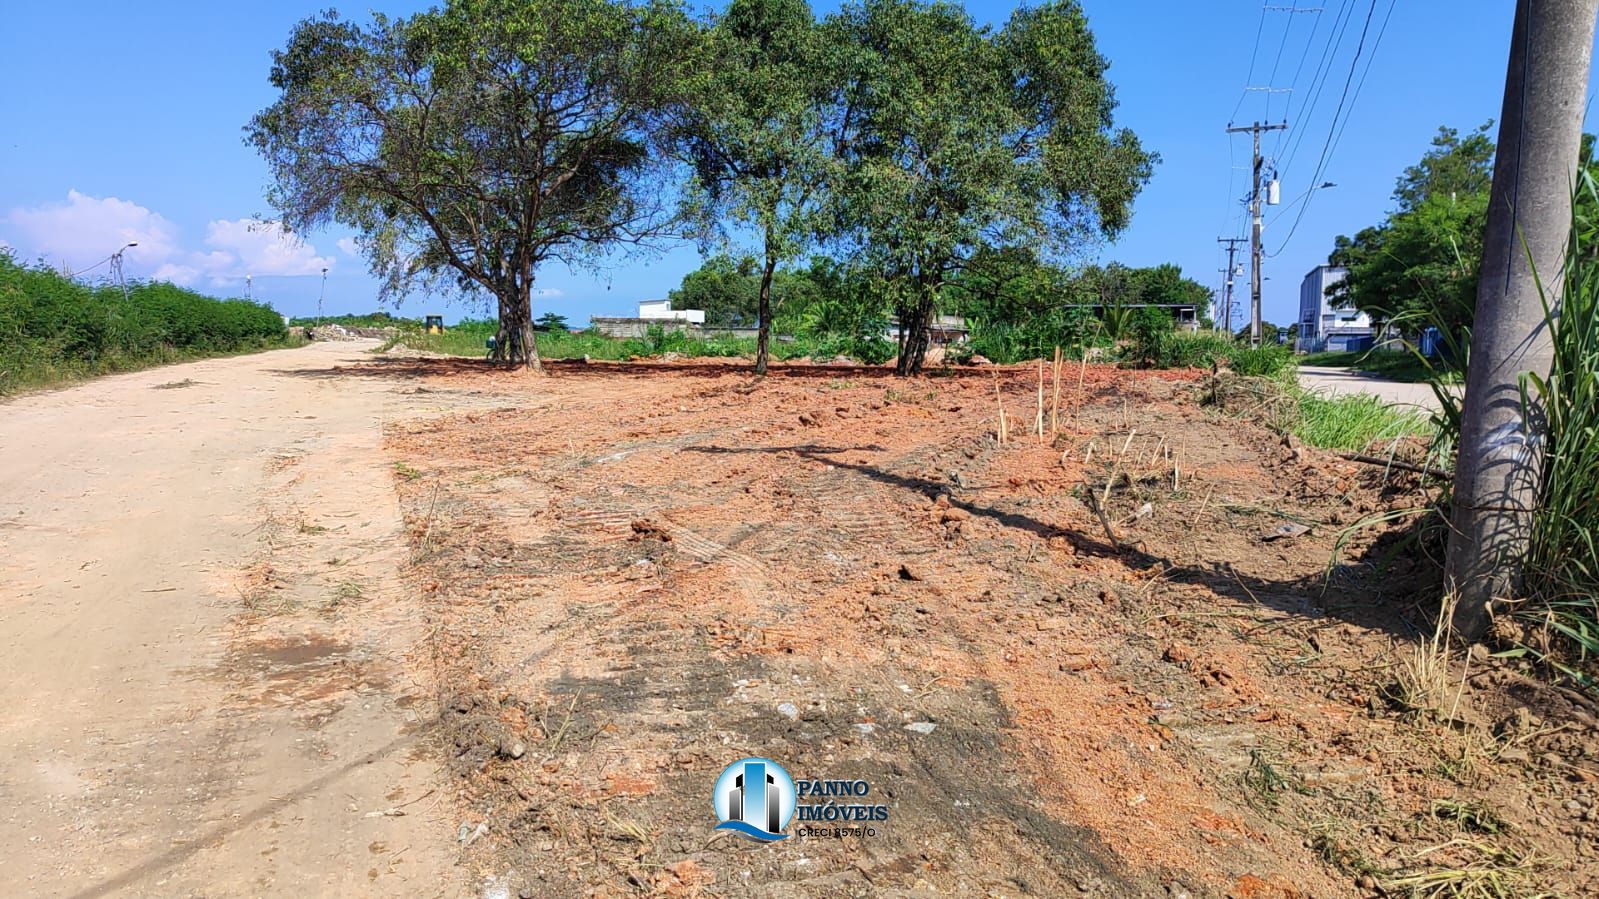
247,0,697,369
1328,123,1498,337
673,0,838,375
828,0,1153,375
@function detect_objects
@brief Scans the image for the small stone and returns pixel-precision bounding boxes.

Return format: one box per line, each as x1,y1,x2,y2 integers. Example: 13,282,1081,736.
1355,874,1377,891
1498,746,1531,764
898,563,922,581
904,721,937,735
776,702,800,721
508,742,526,760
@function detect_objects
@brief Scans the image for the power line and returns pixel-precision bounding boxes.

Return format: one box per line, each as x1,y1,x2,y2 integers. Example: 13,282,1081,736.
1266,0,1387,256
1228,4,1271,125
1270,4,1329,160
67,254,115,278
1275,0,1356,180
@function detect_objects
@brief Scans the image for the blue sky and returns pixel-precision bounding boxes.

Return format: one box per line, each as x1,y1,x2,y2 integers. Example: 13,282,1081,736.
0,1,1592,327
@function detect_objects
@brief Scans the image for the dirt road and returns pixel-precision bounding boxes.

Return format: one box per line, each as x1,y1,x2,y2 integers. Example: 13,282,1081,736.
0,341,457,897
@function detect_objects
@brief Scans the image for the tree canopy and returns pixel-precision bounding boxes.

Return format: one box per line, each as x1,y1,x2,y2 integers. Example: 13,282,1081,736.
247,0,698,368
1328,123,1499,338
673,0,839,374
828,0,1155,374
250,0,1154,376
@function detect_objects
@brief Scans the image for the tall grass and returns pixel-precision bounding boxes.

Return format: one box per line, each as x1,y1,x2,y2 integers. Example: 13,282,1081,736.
1518,174,1599,677
1390,174,1599,683
1294,390,1430,452
0,252,293,395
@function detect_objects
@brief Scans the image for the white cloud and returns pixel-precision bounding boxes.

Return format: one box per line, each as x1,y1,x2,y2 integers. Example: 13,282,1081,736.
535,288,564,298
3,190,181,273
336,237,360,257
200,218,333,281
1,192,335,287
152,263,200,285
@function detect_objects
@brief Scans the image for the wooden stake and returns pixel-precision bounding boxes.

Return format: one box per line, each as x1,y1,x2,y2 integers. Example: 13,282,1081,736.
1036,359,1045,441
1102,429,1137,509
1051,346,1062,434
993,374,1007,444
1074,354,1088,422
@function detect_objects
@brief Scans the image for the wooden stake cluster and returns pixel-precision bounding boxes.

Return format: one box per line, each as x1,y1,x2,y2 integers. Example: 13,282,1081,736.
1004,349,1068,446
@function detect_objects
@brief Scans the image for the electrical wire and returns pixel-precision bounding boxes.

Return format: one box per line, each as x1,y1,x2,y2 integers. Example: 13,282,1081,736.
1270,4,1329,161
1276,0,1356,181
1266,0,1390,256
67,254,115,278
1228,3,1271,126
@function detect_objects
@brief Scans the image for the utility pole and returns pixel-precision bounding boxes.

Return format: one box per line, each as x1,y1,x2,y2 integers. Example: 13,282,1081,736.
1446,0,1599,638
1217,237,1245,334
1227,121,1286,346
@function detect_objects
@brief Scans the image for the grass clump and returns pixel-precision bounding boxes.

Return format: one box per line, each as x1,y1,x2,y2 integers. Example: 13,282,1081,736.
1384,839,1551,899
1294,390,1430,452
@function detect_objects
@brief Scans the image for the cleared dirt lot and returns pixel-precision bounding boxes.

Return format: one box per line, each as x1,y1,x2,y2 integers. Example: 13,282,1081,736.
4,346,1596,897
380,356,1597,897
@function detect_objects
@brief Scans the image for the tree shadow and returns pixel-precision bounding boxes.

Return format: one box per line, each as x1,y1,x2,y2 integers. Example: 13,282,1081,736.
683,442,1434,641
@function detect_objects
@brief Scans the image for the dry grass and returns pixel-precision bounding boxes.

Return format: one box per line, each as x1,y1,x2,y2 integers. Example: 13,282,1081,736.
1383,839,1554,898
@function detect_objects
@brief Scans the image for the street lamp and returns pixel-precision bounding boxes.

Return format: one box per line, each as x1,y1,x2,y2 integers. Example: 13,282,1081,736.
318,267,328,320
110,242,138,302
246,273,253,301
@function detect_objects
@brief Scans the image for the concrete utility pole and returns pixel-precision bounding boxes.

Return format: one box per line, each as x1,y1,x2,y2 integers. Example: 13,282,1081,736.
1217,237,1245,334
1446,0,1599,639
1227,121,1286,347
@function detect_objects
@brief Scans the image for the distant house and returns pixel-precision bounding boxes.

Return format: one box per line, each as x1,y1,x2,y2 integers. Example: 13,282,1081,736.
1070,302,1202,331
589,298,712,338
883,314,970,345
1296,265,1372,352
636,299,705,324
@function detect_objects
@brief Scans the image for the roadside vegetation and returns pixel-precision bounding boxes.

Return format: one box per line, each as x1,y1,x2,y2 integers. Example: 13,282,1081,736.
0,252,294,396
384,317,894,364
1325,149,1599,689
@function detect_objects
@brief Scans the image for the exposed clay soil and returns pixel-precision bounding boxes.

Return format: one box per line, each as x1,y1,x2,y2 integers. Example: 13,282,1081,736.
368,357,1599,898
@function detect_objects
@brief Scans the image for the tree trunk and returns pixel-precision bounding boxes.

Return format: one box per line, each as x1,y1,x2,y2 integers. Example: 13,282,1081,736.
895,285,935,376
493,284,542,371
755,239,776,377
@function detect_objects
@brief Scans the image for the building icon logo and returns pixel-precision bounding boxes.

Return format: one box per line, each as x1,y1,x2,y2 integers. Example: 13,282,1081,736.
712,757,795,842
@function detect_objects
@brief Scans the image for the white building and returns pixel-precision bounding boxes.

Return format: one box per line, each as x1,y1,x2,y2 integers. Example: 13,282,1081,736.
1297,264,1372,352
637,298,705,324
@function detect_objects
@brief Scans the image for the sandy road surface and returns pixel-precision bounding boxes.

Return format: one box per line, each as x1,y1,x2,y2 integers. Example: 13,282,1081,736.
1297,365,1450,411
0,341,457,897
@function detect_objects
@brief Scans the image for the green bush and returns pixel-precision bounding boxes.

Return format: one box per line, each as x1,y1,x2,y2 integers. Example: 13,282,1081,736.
0,252,291,394
1231,343,1295,377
